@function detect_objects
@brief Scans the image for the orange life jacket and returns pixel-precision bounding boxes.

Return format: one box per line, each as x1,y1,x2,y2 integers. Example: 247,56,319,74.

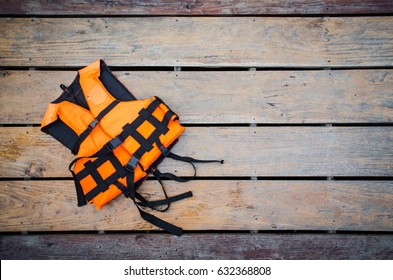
41,60,222,235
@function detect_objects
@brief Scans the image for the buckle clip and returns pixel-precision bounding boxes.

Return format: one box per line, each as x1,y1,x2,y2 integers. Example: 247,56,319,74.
159,145,170,156
106,136,122,150
88,119,99,130
125,156,139,172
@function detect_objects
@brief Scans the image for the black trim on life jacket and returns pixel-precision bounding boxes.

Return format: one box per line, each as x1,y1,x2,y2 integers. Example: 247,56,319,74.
98,60,137,101
52,60,136,108
42,118,80,151
44,60,137,154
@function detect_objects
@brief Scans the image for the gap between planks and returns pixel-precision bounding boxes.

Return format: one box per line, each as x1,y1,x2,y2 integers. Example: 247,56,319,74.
1,126,392,178
0,180,392,232
0,17,392,67
0,70,392,124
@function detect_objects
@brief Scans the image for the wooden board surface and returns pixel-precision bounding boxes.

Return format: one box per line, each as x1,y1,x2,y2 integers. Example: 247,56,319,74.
1,0,393,15
1,233,392,259
1,180,392,232
1,17,392,67
1,126,392,178
1,69,392,124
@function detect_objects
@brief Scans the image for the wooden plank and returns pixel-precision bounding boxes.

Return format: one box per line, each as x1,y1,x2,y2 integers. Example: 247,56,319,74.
1,17,392,67
1,69,392,124
1,234,392,259
1,127,392,178
1,0,393,15
0,180,392,231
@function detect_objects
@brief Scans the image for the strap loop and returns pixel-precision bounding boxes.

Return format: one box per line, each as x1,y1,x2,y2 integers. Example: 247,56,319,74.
117,168,185,236
153,166,196,182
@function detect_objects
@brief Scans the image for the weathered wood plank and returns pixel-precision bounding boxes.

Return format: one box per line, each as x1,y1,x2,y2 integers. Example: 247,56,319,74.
1,233,392,260
1,0,393,15
1,70,392,124
1,17,392,67
1,127,392,178
0,180,392,231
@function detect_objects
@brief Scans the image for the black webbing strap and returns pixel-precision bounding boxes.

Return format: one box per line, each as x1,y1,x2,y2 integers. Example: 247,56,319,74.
70,168,87,207
84,160,109,193
91,98,172,158
166,149,224,165
153,145,224,181
69,152,127,203
72,100,119,155
137,206,183,236
69,98,174,205
67,97,190,235
122,155,193,211
135,191,192,209
152,166,195,182
96,100,120,121
116,165,185,236
69,157,88,207
84,154,129,202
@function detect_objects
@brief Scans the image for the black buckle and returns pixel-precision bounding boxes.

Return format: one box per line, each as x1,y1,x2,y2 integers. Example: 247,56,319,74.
106,136,122,150
159,146,170,156
125,156,139,172
88,119,99,130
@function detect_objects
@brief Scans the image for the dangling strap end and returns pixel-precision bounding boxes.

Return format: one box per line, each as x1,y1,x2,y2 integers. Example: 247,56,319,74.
70,170,87,207
77,197,87,207
137,206,183,236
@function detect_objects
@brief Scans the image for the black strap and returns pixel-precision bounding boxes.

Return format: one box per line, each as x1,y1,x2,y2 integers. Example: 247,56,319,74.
67,97,189,235
140,171,193,211
135,194,184,235
135,191,192,209
69,152,127,203
96,100,119,122
71,100,119,155
83,154,128,202
91,97,172,158
137,205,183,236
152,166,195,182
154,146,224,182
120,168,185,236
166,149,224,165
70,168,87,207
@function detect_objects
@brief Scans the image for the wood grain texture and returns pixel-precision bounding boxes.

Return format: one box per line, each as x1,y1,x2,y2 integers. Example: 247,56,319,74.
1,0,393,15
1,17,392,67
1,126,392,178
1,69,393,124
1,180,392,232
1,233,392,260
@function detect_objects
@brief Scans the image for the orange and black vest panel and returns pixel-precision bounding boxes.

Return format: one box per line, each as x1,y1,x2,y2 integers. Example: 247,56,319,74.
41,60,223,236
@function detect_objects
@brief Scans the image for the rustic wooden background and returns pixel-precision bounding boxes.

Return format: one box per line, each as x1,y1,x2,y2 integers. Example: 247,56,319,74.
0,0,392,259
